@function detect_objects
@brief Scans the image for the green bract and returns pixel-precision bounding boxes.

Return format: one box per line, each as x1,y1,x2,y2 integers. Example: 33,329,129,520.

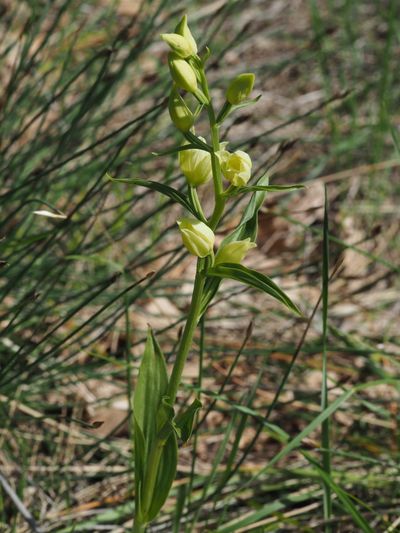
215,238,256,265
177,217,215,257
226,73,255,104
168,86,194,132
217,148,252,187
168,53,198,94
161,33,196,58
179,137,212,187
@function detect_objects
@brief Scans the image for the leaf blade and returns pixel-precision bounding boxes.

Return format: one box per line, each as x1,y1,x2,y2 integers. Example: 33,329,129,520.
147,432,178,521
107,173,197,216
207,263,301,315
133,328,169,458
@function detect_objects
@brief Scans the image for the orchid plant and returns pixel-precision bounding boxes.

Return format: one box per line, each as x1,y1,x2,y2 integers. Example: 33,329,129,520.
115,15,302,532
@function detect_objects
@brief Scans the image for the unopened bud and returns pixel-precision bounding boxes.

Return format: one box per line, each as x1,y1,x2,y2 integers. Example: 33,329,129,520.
177,218,215,257
215,238,256,265
226,73,255,105
168,53,198,94
217,148,252,187
168,86,194,132
175,15,198,56
179,137,212,187
161,33,195,58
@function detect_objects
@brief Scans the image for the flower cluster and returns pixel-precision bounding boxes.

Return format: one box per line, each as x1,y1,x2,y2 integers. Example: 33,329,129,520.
161,16,257,264
177,216,256,265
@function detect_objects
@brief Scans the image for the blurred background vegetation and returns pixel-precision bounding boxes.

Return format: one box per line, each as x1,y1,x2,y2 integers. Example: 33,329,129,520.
0,0,399,531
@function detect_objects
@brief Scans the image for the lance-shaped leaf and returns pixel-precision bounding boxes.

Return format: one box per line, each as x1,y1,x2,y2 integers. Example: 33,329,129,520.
107,173,197,217
222,173,270,245
133,327,169,521
207,263,301,316
133,419,146,523
133,334,180,524
175,398,202,442
199,174,270,317
228,183,305,195
199,276,221,318
147,431,178,522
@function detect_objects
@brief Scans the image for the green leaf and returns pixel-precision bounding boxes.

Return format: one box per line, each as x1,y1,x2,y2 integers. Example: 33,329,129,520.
175,398,202,442
231,183,305,194
187,185,208,223
199,277,220,318
106,173,197,217
199,171,285,315
133,418,146,522
183,131,212,152
133,328,169,459
147,432,178,522
221,173,270,245
207,263,301,316
151,143,199,157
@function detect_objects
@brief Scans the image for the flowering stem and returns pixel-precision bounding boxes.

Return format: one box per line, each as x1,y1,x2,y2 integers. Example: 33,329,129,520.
167,63,228,403
196,65,226,229
134,266,205,532
167,260,206,404
133,520,146,533
209,121,226,229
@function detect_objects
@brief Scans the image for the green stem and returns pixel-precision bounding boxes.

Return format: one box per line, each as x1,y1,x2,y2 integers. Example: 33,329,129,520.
208,121,226,229
167,262,206,404
133,520,146,533
200,67,226,230
135,250,206,532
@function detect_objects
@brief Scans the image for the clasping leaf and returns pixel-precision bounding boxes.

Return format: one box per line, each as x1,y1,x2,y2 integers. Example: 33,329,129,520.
175,398,202,442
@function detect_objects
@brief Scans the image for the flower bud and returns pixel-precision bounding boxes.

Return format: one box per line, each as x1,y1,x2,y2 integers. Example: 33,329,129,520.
177,218,215,257
226,73,255,105
161,33,195,58
215,238,256,265
217,149,252,187
175,15,198,56
168,86,194,132
168,53,198,94
179,137,212,187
